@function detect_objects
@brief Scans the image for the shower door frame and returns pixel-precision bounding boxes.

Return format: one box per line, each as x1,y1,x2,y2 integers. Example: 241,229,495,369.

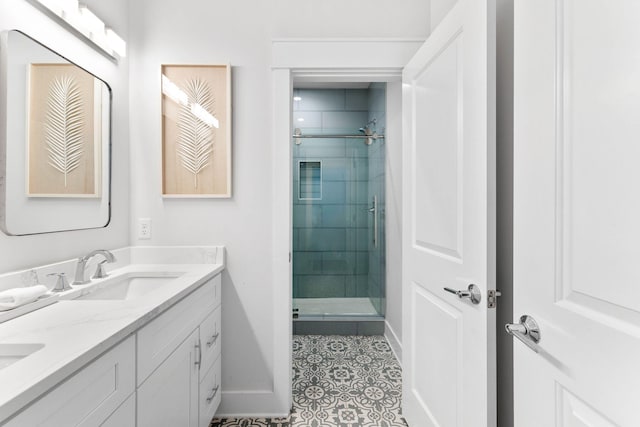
272,38,423,414
292,92,383,320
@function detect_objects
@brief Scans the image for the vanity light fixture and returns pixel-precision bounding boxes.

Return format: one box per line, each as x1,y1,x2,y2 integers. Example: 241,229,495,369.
78,5,104,38
36,0,77,18
30,0,127,60
105,28,126,57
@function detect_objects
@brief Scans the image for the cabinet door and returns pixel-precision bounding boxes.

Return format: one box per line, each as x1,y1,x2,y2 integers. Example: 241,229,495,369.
137,329,199,427
4,336,135,427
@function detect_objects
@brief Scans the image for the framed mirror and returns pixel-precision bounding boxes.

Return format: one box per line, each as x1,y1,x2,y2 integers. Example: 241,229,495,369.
0,30,111,235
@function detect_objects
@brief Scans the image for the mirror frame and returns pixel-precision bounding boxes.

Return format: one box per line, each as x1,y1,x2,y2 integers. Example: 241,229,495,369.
0,29,112,235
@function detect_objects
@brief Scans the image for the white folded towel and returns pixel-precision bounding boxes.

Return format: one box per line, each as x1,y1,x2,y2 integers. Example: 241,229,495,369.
0,285,48,311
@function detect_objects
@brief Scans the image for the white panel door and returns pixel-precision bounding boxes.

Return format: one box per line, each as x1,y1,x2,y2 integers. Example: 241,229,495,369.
513,1,640,426
402,0,496,426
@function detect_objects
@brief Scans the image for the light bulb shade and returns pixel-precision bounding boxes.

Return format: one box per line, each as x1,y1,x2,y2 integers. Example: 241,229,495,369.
78,5,105,36
106,28,126,57
37,0,78,15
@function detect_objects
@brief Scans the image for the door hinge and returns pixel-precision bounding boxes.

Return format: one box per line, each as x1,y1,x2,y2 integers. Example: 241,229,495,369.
487,290,502,308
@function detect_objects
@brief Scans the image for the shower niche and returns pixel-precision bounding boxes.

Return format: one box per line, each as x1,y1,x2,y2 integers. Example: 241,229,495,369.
291,84,386,335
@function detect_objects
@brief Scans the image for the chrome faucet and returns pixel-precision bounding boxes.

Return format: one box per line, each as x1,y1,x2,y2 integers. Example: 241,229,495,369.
48,272,71,292
72,250,117,285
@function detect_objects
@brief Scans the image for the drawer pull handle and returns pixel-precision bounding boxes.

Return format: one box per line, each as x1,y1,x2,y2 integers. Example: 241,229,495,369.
206,385,219,403
206,333,220,347
195,341,202,367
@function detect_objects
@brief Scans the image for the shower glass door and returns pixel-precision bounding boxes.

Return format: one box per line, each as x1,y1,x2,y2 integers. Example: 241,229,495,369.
291,87,385,320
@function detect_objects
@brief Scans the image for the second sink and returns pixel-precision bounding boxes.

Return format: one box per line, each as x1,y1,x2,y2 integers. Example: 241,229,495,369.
0,343,45,370
75,273,184,301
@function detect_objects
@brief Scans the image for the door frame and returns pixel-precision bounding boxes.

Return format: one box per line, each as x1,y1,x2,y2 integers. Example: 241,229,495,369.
271,38,423,413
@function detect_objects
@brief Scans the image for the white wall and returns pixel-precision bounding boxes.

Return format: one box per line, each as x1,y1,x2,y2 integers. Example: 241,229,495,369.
0,0,130,275
128,0,428,416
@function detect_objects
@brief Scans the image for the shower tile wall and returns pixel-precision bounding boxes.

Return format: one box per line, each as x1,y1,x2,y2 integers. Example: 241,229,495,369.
293,89,370,299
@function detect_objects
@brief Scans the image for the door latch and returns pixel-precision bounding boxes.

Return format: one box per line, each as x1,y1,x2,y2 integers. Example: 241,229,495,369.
487,289,502,308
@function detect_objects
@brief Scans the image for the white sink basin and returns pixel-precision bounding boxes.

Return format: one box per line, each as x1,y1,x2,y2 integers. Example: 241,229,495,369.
0,343,45,370
75,273,184,301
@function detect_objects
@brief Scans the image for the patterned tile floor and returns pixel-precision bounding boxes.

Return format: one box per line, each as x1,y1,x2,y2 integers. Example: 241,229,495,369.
211,335,407,427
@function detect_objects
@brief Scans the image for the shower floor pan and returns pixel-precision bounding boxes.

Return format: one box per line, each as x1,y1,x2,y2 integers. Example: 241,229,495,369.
293,298,384,335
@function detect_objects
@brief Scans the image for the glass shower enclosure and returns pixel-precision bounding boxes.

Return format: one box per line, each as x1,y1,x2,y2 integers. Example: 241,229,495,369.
291,85,386,333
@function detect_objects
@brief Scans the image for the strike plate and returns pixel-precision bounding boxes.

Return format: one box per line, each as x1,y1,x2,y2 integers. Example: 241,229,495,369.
488,289,502,308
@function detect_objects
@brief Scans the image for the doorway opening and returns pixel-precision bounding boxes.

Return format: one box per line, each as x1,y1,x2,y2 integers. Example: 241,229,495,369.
291,83,386,335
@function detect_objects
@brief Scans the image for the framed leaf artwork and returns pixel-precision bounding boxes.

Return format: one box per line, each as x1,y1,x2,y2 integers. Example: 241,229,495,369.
27,63,103,197
161,64,232,197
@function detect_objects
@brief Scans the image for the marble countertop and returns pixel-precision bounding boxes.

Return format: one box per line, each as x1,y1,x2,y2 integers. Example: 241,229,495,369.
0,261,224,423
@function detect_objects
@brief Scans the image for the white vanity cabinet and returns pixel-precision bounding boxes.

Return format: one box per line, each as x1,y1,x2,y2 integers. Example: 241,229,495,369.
4,335,136,427
0,266,223,427
136,274,222,427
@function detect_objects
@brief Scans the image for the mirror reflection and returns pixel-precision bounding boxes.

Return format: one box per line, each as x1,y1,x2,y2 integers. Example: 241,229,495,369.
0,30,111,235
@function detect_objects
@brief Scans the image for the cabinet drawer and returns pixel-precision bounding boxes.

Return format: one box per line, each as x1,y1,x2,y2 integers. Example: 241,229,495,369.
200,306,221,376
5,335,135,427
137,276,217,385
198,356,221,427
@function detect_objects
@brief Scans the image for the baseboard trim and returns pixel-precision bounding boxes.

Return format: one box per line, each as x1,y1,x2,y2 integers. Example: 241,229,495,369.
215,412,291,419
384,320,402,366
216,390,289,418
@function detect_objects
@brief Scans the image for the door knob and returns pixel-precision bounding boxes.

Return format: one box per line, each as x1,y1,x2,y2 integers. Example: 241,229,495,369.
443,284,481,304
505,315,541,353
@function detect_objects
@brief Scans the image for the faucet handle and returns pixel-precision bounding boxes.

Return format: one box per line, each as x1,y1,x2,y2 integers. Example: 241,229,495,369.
48,273,71,293
92,260,110,279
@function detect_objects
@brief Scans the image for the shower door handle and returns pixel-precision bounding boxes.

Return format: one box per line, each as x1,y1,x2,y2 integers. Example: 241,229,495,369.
368,196,378,249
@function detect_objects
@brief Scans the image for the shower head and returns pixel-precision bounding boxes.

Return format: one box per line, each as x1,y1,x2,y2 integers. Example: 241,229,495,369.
359,126,372,136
